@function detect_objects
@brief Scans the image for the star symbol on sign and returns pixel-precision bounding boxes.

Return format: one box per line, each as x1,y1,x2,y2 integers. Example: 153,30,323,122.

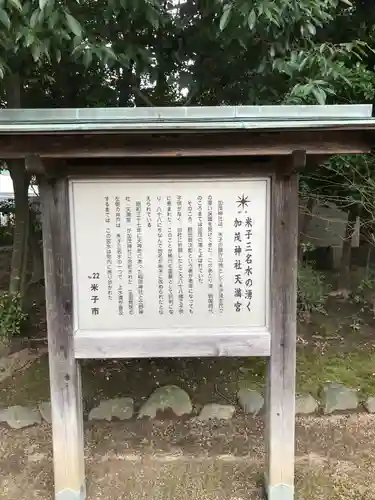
236,194,250,210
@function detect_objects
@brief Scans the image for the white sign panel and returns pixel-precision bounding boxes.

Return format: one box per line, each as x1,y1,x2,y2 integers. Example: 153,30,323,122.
70,177,270,334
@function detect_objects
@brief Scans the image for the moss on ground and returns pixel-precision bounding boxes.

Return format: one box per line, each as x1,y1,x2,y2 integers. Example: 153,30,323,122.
2,344,375,409
1,297,375,408
296,347,375,399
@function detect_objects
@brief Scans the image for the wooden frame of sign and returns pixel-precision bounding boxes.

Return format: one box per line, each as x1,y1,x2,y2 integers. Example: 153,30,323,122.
8,112,373,500
36,155,300,500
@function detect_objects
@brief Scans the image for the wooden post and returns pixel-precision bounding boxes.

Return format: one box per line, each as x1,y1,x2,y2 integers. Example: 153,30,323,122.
265,170,299,500
40,177,85,500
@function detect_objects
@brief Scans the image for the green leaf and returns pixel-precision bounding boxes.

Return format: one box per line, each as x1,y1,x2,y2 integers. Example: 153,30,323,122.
146,8,160,29
31,44,41,62
39,0,49,9
312,87,326,105
83,49,93,68
65,12,82,38
340,0,352,5
248,10,256,30
0,8,10,29
48,10,58,28
239,38,247,50
220,4,232,32
7,0,22,12
55,48,61,63
30,9,39,28
307,23,316,36
25,32,35,47
73,35,82,49
103,45,116,61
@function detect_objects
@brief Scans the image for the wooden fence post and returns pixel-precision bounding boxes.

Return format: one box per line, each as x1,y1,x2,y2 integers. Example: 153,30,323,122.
265,170,299,500
40,177,85,500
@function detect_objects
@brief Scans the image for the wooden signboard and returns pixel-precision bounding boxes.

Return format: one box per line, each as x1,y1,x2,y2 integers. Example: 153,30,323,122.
40,170,297,500
69,177,270,358
4,104,370,500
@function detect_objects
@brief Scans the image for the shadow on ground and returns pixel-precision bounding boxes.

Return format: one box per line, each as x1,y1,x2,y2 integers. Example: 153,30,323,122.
1,414,375,499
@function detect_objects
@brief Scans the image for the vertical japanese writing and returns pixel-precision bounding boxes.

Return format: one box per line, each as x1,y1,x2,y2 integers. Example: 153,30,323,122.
207,195,213,313
233,194,250,313
197,196,203,284
89,271,100,316
126,197,134,315
244,216,253,312
177,195,184,314
187,200,193,314
218,200,224,313
136,201,144,315
167,196,174,315
157,197,164,315
146,195,152,229
115,196,124,316
105,196,113,301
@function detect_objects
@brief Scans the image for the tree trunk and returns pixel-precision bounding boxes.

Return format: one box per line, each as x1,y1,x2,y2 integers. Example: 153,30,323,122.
298,196,315,263
29,206,44,285
336,204,359,297
8,162,30,300
6,74,30,304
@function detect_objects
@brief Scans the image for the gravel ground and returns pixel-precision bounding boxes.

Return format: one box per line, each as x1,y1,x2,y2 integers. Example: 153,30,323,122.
1,413,375,499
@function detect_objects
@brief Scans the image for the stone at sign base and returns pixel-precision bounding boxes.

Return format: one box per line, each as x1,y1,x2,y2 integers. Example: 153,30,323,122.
237,388,264,414
89,398,134,421
138,385,192,419
321,382,358,414
3,405,41,429
295,393,318,415
267,483,294,500
365,396,375,413
39,401,52,424
198,404,235,421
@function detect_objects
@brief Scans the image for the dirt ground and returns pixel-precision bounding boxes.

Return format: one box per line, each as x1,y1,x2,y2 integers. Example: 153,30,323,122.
1,414,375,500
2,256,375,499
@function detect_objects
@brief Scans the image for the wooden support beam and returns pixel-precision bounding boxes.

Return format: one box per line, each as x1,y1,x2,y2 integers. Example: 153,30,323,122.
265,167,299,500
40,177,85,500
74,330,271,359
282,150,307,176
0,129,370,159
25,154,45,175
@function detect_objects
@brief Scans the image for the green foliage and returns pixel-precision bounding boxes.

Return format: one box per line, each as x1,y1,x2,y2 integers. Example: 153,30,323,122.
0,0,374,108
0,292,27,339
352,266,375,309
298,264,331,319
357,269,375,295
212,0,375,105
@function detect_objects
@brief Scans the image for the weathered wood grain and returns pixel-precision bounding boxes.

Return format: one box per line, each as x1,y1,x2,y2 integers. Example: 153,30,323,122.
265,169,299,500
0,129,369,158
74,330,271,359
40,177,85,500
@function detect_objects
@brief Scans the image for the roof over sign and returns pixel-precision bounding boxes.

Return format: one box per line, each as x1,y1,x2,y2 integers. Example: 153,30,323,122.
0,105,374,160
0,104,374,133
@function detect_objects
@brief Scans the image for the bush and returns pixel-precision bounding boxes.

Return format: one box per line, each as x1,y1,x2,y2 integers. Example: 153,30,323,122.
0,292,27,340
297,263,331,321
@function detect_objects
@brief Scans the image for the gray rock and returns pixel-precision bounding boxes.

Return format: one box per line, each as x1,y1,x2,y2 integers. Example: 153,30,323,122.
38,402,52,424
138,385,192,419
237,388,264,414
198,404,236,421
89,398,134,421
364,396,375,413
0,408,6,422
3,405,41,429
295,394,318,415
321,383,358,414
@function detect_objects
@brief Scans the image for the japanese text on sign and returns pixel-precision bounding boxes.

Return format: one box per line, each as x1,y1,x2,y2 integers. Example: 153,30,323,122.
70,178,269,333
